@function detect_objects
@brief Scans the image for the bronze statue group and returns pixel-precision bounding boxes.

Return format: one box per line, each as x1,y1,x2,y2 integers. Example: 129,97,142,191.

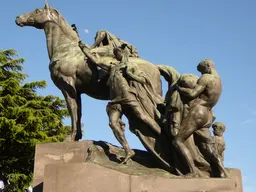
15,3,229,178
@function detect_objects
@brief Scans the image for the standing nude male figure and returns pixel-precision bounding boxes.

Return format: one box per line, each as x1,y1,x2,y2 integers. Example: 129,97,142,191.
173,59,229,177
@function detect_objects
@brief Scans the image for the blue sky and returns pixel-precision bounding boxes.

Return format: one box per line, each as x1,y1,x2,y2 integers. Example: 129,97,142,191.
1,0,255,191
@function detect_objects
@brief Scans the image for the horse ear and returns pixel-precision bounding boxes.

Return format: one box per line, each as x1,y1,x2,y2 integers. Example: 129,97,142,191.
45,0,50,9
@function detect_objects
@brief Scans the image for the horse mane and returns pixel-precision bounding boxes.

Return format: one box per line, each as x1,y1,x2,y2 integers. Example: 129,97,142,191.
49,7,79,42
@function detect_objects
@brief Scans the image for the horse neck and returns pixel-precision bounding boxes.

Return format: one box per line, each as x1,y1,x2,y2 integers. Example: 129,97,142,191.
44,21,80,61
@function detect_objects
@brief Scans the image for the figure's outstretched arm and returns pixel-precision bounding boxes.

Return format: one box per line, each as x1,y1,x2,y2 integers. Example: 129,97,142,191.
177,76,207,98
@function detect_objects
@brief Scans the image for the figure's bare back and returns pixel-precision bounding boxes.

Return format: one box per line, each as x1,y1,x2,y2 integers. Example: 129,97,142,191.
197,73,222,108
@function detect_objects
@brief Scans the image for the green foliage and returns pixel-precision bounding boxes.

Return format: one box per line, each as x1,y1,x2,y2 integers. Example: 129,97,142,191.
0,49,71,191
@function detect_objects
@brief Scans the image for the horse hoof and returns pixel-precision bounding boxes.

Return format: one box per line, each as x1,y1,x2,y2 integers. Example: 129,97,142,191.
74,134,81,141
76,130,83,140
72,131,82,141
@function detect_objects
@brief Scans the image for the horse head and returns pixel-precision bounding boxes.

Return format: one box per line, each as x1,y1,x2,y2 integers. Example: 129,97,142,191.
16,3,60,29
16,2,79,43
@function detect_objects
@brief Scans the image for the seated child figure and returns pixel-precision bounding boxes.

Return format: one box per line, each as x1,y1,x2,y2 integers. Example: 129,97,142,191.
212,122,226,161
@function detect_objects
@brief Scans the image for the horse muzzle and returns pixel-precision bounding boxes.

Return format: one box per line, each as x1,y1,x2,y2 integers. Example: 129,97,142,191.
15,16,25,27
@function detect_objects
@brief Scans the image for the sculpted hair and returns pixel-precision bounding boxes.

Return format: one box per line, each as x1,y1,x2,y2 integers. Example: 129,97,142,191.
212,122,226,133
198,59,215,70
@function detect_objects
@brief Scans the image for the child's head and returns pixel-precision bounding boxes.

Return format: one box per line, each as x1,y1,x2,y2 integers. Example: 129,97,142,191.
212,122,226,136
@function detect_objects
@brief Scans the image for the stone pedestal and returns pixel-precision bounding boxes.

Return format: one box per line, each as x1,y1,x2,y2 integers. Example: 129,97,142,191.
33,141,93,191
32,141,243,192
43,163,242,192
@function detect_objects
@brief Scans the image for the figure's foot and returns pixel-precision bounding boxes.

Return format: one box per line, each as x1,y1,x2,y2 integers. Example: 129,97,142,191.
120,150,135,164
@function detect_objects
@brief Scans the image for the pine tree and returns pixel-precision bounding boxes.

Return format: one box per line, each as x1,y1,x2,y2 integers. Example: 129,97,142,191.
0,49,71,191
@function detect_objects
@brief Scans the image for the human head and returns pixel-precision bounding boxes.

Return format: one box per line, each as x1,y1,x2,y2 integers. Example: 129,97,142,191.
197,59,215,74
212,122,226,136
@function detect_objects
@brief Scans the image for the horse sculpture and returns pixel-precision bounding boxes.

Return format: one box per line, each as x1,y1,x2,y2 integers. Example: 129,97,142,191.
15,3,163,141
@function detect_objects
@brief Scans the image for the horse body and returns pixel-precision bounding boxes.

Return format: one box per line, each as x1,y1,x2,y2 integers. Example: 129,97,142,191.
15,4,162,141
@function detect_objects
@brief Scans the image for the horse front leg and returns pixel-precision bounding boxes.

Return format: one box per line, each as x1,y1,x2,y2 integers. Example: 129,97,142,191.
62,90,82,141
76,94,82,140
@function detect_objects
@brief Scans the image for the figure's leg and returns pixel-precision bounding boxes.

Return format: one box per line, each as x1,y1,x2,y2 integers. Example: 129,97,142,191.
196,129,229,178
169,91,182,136
170,109,181,136
173,120,199,176
172,106,206,176
62,90,82,141
107,104,135,164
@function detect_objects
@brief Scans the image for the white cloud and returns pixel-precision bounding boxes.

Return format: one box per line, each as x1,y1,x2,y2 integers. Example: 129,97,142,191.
240,118,254,125
84,29,89,34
